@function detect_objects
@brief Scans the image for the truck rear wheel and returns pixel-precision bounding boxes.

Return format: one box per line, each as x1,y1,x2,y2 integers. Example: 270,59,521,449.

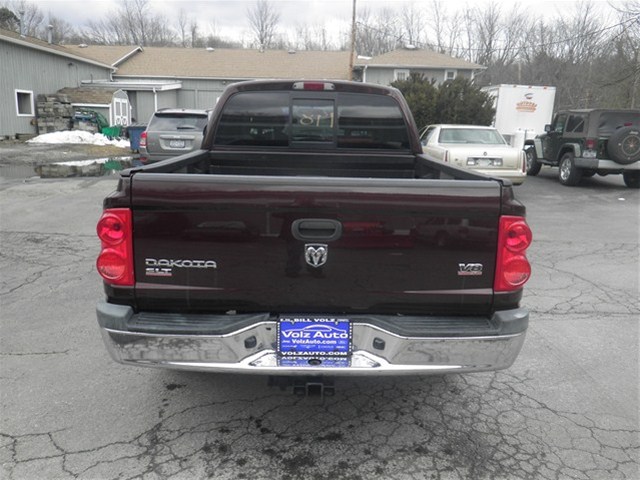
608,127,640,165
525,146,541,176
558,152,583,186
623,171,640,188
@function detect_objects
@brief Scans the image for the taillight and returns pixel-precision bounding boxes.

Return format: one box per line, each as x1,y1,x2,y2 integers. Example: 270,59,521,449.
292,81,335,91
444,150,449,163
585,138,596,150
494,216,532,292
96,209,134,286
139,131,147,148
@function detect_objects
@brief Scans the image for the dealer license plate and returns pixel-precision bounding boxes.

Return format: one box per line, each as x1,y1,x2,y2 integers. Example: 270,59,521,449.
278,317,352,358
169,140,185,148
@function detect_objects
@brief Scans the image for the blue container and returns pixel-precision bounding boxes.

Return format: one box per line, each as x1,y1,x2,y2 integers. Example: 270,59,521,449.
127,124,147,152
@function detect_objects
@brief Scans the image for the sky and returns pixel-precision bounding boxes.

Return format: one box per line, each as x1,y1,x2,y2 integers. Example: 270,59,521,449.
26,0,620,43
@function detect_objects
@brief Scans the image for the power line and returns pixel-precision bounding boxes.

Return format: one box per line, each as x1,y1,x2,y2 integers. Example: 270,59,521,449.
355,14,639,55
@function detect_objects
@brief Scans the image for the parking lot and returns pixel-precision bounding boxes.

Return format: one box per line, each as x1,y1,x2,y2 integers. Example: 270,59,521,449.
1,167,638,480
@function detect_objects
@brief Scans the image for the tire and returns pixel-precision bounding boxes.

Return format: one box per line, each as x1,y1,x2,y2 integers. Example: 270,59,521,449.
623,171,640,188
525,146,541,176
607,127,640,165
558,152,583,186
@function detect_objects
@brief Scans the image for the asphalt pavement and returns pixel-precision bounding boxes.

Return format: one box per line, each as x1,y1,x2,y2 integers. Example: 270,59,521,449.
0,166,638,480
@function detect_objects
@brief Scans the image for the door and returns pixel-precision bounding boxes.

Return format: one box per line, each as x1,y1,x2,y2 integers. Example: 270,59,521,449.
542,113,567,162
111,91,131,126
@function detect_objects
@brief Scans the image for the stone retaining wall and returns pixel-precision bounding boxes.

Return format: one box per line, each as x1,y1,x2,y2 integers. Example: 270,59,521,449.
36,94,73,135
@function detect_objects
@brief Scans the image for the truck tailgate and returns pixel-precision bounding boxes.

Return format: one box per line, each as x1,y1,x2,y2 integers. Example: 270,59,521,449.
131,173,502,315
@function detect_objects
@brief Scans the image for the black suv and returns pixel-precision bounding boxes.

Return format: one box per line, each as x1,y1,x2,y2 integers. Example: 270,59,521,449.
524,109,640,187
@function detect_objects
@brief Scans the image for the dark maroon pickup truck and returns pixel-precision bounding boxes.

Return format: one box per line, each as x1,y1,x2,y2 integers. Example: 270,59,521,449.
96,80,532,376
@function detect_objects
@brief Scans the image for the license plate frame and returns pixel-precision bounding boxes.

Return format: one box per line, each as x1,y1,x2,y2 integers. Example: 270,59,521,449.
277,317,352,359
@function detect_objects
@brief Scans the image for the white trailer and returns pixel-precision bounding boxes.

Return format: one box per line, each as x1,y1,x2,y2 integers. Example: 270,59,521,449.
482,84,556,149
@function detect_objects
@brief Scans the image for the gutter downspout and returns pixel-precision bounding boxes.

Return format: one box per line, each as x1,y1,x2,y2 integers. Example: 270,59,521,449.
153,87,158,112
363,64,368,83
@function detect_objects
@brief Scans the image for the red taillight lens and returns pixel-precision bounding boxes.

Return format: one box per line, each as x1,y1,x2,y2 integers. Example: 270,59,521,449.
292,81,335,91
96,208,134,286
97,213,126,244
495,216,532,292
586,138,596,150
505,220,532,252
139,131,147,148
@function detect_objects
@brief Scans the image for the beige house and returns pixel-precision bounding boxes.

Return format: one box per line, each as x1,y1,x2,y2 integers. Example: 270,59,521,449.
1,28,484,136
354,48,484,85
69,45,483,124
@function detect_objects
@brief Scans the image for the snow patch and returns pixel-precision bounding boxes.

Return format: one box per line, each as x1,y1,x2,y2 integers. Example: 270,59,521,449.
27,130,130,149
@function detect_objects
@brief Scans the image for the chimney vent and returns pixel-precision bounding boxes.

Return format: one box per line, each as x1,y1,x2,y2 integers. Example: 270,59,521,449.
19,10,25,37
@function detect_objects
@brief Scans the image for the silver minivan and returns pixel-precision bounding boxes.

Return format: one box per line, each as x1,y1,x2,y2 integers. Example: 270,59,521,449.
139,108,209,163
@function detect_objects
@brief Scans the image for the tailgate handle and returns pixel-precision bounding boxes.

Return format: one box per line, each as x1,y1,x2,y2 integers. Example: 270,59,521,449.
291,219,342,242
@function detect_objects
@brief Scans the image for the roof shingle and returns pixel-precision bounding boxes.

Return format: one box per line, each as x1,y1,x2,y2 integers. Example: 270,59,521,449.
356,49,484,70
112,47,354,80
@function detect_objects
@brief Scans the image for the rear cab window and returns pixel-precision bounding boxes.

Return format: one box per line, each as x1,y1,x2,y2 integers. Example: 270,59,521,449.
213,92,410,150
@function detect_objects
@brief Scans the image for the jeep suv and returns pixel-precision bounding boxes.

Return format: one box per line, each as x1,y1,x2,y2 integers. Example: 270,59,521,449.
139,108,209,163
524,109,640,187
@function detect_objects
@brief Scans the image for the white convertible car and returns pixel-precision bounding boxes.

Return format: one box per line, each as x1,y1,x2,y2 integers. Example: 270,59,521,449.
419,124,526,185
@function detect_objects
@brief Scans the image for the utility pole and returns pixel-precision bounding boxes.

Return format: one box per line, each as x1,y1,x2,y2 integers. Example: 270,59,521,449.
348,0,356,81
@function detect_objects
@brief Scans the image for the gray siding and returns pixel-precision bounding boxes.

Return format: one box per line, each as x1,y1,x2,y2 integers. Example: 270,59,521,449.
115,76,236,120
363,67,474,86
0,40,112,137
179,78,230,110
134,90,178,124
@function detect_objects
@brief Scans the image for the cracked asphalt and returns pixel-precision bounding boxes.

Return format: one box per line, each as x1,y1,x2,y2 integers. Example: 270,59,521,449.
0,166,638,480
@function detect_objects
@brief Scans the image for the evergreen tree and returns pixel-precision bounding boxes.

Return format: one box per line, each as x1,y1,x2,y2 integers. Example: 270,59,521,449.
393,75,495,127
0,7,18,31
391,74,437,129
435,77,495,125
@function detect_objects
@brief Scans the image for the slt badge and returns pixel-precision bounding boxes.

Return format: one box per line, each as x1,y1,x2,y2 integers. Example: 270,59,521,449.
305,244,328,268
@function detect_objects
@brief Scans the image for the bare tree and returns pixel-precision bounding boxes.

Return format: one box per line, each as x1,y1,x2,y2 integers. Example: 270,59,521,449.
41,15,76,44
400,2,424,46
247,0,280,49
355,7,402,56
425,0,447,53
294,23,333,51
177,9,189,47
5,0,43,36
83,0,176,46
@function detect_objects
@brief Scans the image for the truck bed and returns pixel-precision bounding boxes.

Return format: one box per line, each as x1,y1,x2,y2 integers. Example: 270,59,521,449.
103,149,511,318
96,79,530,376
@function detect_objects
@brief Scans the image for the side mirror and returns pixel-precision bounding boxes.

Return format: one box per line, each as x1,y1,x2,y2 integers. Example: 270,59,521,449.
544,124,552,133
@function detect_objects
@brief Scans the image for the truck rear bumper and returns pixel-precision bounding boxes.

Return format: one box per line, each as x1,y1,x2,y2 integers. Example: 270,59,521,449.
97,303,528,376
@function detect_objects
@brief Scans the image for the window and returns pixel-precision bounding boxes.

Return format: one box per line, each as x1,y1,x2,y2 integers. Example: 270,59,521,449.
149,112,208,131
213,91,410,150
394,69,410,81
566,115,586,133
420,126,436,146
15,90,34,116
336,93,410,149
444,70,457,81
439,128,506,145
553,114,568,134
291,99,334,143
214,92,290,147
